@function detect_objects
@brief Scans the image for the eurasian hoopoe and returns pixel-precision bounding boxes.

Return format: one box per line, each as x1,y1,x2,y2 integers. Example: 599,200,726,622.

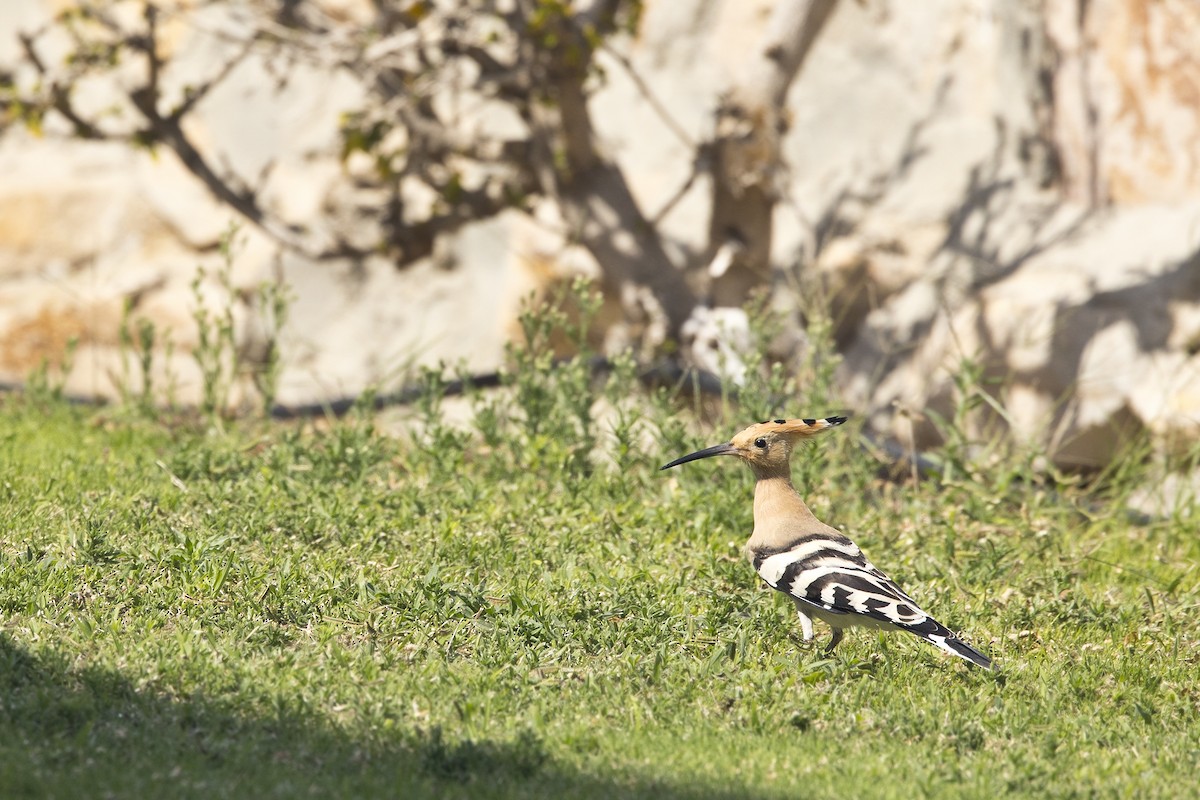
661,416,993,670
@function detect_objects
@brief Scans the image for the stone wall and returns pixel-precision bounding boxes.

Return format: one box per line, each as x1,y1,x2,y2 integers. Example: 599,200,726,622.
1,0,1198,468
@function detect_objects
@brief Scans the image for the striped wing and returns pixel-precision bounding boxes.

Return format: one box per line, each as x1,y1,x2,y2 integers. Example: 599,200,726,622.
752,533,993,669
752,533,929,627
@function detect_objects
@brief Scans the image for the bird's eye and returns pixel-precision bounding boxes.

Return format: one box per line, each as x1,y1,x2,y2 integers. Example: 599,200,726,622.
754,438,767,449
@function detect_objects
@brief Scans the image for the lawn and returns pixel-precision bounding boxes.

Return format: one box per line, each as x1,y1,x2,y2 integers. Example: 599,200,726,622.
1,351,1198,797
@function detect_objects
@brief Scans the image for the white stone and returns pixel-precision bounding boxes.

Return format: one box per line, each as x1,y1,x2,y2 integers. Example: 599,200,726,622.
2,0,1200,473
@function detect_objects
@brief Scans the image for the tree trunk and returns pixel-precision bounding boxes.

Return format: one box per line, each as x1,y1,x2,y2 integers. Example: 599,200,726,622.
706,0,839,308
524,1,698,342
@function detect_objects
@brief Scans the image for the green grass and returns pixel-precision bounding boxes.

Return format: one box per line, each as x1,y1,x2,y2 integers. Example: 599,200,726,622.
1,374,1198,798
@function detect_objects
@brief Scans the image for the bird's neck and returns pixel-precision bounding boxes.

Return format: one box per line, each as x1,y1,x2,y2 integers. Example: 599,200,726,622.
751,474,822,539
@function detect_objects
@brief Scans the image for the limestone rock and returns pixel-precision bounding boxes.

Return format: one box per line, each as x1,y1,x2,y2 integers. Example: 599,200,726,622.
1,0,1199,471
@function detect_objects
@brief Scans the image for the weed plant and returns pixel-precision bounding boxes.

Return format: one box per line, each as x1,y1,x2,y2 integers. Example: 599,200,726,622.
0,287,1197,798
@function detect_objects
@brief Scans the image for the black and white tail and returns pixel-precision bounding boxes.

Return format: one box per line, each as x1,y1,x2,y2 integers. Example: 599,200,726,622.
905,617,994,670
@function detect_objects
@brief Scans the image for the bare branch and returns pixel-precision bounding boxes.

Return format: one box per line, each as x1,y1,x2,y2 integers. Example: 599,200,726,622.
16,31,47,74
17,32,111,140
601,42,695,150
6,0,708,344
748,0,839,109
130,87,309,251
649,147,709,226
143,4,160,109
170,37,256,121
440,39,530,102
388,172,535,264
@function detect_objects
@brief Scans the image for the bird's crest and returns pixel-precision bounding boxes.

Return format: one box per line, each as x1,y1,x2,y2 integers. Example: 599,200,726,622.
728,416,848,450
747,416,847,441
660,415,847,472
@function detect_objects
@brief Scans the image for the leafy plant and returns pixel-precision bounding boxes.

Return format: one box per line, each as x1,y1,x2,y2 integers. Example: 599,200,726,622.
503,277,606,477
116,302,164,417
190,226,243,422
250,274,293,417
24,335,77,406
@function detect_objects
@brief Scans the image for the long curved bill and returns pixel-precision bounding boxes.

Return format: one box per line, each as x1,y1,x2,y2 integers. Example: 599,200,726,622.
660,443,738,470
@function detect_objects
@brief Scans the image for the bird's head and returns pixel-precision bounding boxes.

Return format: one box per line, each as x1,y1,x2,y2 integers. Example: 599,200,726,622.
660,416,847,478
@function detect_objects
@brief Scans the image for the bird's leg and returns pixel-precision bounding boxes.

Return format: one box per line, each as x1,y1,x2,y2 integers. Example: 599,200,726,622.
795,604,815,642
824,628,844,654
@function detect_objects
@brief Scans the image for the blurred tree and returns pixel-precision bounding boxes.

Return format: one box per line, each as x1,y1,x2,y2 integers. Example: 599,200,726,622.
2,0,837,349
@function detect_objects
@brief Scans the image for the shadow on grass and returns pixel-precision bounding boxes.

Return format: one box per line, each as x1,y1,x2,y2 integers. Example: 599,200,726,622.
0,634,752,799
